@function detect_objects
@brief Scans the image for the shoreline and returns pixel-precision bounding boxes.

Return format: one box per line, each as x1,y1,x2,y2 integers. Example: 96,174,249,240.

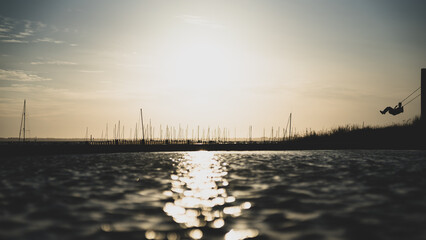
3,119,425,156
2,140,425,156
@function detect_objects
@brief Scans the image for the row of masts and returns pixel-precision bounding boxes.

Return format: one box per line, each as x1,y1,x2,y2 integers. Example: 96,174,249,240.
85,125,294,142
84,108,294,143
17,100,294,142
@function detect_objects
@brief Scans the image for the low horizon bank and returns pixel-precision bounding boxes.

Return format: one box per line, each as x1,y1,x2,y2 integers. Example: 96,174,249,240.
2,118,425,156
3,116,422,142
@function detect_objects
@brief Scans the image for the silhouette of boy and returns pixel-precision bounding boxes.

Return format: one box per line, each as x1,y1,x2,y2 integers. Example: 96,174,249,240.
380,102,404,115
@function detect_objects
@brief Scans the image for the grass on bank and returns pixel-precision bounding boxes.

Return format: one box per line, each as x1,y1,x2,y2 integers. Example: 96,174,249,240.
289,116,425,149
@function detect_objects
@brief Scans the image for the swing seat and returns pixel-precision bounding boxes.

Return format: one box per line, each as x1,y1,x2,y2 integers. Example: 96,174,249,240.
389,107,404,116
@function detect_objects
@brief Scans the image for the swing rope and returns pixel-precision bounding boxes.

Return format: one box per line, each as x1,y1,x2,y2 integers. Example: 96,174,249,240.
403,93,421,107
401,86,421,103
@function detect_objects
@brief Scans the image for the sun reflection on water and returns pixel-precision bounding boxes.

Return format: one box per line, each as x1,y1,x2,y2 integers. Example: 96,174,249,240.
163,151,230,228
161,151,255,239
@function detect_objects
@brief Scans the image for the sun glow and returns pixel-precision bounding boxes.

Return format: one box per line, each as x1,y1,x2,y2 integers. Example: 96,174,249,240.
162,31,242,95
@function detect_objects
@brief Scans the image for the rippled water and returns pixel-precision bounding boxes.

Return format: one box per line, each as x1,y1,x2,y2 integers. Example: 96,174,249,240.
1,150,426,240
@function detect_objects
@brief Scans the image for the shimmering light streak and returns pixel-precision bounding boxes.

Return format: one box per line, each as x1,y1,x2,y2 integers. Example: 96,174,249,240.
163,151,253,236
225,229,259,240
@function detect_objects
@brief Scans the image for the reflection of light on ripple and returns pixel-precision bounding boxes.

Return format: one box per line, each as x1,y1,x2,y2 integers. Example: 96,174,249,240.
188,229,203,239
225,229,259,240
163,151,253,237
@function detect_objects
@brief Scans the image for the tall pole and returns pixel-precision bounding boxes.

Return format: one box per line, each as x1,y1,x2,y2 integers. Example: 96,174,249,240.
19,99,26,141
289,113,292,140
23,100,26,141
140,109,145,141
150,119,152,141
248,126,250,142
422,69,425,123
118,121,121,140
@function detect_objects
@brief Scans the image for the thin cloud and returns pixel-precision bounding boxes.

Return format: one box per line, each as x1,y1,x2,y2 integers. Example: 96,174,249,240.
1,39,28,43
31,60,77,65
301,84,378,102
177,15,224,29
13,29,34,38
0,27,11,33
0,16,15,31
34,37,65,44
0,83,120,102
116,63,153,69
77,70,104,73
0,15,74,46
0,15,42,41
0,69,51,82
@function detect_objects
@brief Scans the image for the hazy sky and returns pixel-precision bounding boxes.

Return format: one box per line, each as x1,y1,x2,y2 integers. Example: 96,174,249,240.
1,0,425,138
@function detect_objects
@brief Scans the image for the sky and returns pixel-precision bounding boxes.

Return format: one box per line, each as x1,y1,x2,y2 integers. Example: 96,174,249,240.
0,0,425,139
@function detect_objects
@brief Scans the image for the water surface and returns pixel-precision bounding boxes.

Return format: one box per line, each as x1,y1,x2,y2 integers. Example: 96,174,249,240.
1,150,426,240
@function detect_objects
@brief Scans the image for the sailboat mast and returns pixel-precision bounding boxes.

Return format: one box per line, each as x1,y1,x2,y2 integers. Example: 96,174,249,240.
140,108,145,141
23,100,26,141
289,113,292,140
19,99,26,141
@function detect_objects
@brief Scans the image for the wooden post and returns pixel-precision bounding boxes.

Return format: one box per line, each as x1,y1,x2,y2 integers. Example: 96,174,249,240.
422,69,425,123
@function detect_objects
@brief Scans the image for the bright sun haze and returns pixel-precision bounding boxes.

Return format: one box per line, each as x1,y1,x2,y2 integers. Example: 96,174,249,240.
0,0,425,138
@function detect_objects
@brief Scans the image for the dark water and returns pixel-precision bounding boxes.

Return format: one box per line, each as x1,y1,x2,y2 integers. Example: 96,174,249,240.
1,150,426,240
